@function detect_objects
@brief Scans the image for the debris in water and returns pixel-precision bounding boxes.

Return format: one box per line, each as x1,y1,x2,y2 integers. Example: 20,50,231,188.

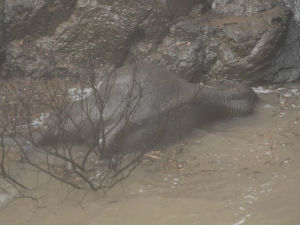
252,87,274,93
232,218,246,225
289,88,300,96
263,104,272,108
283,92,292,97
0,194,10,204
68,88,93,101
244,195,258,201
30,112,50,126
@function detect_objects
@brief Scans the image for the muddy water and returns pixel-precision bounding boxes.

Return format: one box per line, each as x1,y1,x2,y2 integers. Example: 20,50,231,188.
0,85,299,225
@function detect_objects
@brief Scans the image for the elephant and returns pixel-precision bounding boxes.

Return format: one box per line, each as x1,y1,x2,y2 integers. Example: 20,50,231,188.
31,62,258,157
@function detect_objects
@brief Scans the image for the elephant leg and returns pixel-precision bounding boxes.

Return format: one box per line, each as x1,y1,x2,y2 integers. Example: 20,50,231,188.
96,119,128,156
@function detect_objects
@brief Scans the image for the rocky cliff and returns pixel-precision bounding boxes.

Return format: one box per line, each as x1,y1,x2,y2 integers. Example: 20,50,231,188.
0,0,299,83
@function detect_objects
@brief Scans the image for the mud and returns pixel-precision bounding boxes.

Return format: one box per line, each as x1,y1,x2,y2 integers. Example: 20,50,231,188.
0,84,299,225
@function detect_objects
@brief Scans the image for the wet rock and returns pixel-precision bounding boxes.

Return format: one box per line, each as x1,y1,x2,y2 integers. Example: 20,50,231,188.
143,16,218,81
0,0,295,83
270,0,300,82
0,0,77,77
144,5,289,82
209,6,289,82
163,0,208,17
281,0,300,21
0,0,6,65
208,0,300,83
1,0,170,78
50,0,169,66
1,39,81,78
210,0,282,16
5,0,77,41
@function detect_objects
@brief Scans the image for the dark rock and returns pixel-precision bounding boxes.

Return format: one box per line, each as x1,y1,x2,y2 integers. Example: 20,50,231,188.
281,0,300,21
147,20,218,81
50,0,170,66
210,0,282,16
210,6,290,82
0,0,6,65
1,0,171,78
5,0,77,41
0,0,297,83
209,0,300,83
1,40,81,78
270,0,300,82
163,0,208,17
144,5,289,82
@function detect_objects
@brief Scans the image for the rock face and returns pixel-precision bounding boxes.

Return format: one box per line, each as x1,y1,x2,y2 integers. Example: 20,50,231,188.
1,0,170,78
5,0,77,41
163,0,208,17
0,0,77,78
0,0,298,83
0,0,5,65
143,5,289,82
271,0,300,82
211,0,282,16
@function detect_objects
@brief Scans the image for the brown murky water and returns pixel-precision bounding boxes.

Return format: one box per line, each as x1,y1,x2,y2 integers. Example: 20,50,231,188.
0,85,299,225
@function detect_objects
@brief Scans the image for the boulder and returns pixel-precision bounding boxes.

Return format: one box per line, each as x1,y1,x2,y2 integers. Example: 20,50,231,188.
209,0,300,83
209,6,290,82
5,0,77,41
163,0,208,17
211,0,282,16
50,0,169,66
270,0,300,82
0,0,77,77
1,0,170,78
143,5,289,82
0,0,297,83
0,0,6,65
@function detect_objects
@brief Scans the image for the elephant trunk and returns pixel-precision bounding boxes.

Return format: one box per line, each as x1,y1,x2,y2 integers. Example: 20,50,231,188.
198,81,259,117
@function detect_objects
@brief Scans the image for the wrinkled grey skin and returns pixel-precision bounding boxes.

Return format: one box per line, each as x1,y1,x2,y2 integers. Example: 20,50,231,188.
35,63,258,155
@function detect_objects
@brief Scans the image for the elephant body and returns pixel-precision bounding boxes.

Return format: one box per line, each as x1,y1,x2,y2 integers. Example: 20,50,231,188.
36,63,258,155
